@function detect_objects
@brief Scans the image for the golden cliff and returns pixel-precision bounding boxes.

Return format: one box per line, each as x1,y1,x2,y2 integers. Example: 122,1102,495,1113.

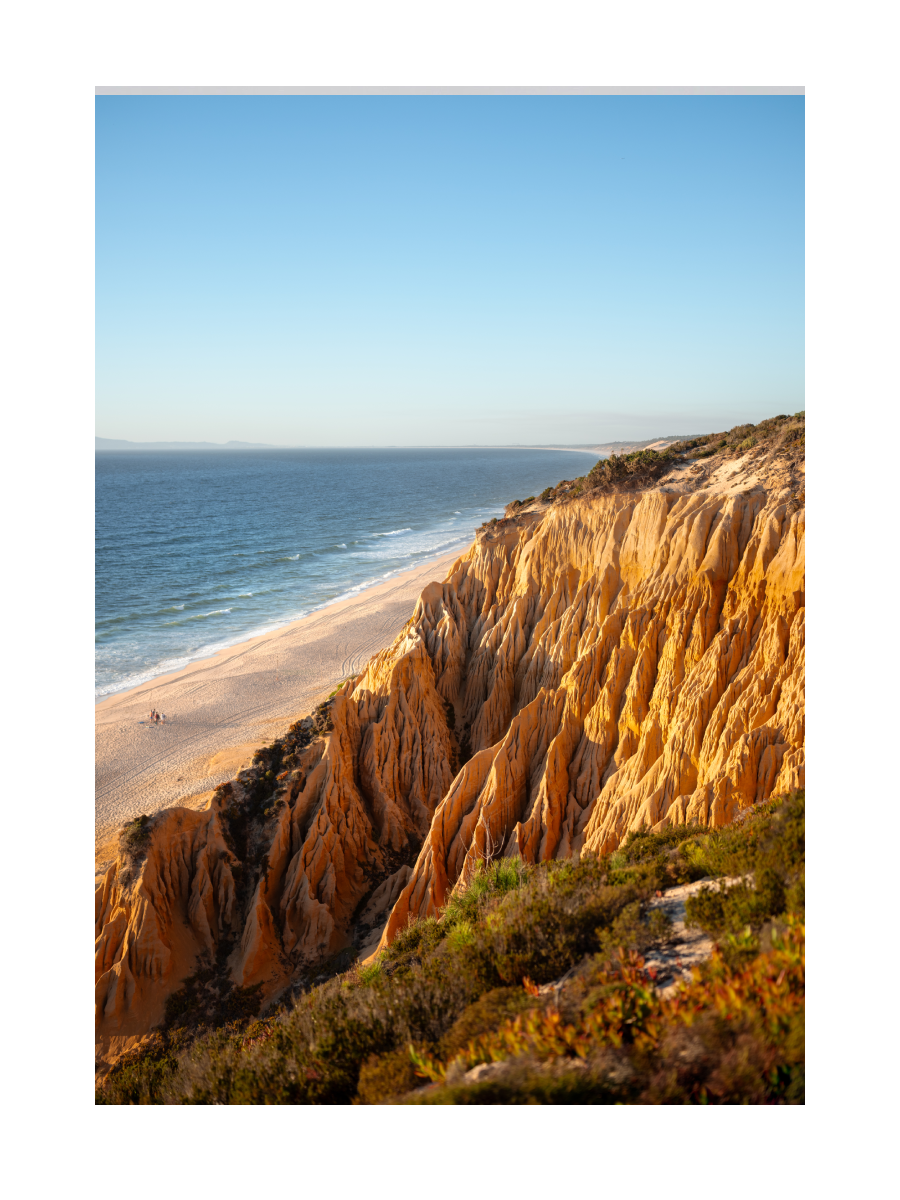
96,431,804,1061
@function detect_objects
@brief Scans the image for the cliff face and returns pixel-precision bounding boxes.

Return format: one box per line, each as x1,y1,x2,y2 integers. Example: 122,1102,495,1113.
95,475,804,1059
381,485,803,944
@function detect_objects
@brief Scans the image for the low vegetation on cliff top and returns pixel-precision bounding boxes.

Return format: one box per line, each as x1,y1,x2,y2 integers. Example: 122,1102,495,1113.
97,791,804,1105
492,412,806,520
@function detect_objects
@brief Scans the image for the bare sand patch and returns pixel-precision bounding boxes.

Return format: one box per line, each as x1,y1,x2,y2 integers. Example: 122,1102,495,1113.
206,744,259,778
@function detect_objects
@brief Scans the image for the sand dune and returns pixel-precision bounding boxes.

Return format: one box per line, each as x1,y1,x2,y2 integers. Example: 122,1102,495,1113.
95,551,461,864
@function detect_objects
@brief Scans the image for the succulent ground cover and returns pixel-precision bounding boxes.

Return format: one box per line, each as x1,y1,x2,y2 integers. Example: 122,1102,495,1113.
97,791,804,1105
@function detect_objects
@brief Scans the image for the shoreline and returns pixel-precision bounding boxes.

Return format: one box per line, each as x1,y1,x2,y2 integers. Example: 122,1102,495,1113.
95,547,464,866
95,546,472,709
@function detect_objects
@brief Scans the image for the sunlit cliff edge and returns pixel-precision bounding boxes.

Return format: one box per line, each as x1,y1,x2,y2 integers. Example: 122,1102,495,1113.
96,417,805,1064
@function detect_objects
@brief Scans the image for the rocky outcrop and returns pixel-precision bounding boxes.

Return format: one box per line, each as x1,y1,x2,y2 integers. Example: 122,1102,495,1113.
96,458,804,1058
95,803,240,1053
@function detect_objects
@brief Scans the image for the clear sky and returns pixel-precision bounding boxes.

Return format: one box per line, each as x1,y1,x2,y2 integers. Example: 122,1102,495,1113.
96,95,804,446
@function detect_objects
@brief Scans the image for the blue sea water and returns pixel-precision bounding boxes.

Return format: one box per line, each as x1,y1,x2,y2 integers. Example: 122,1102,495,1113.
95,447,597,699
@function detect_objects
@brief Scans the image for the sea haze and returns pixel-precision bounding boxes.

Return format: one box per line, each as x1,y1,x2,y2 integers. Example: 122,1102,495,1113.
95,447,597,699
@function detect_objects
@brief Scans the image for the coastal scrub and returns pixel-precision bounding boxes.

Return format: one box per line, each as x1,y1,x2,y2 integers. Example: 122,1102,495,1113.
97,792,804,1105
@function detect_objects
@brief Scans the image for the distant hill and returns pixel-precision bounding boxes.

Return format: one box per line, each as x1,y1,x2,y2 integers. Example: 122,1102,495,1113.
96,437,280,451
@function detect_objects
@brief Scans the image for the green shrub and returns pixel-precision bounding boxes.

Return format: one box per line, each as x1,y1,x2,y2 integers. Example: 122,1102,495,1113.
355,1047,421,1104
695,791,804,883
356,961,382,986
474,862,644,985
585,449,674,493
439,857,531,928
600,824,709,891
727,423,756,446
595,900,672,962
379,915,445,978
684,791,804,966
121,814,152,855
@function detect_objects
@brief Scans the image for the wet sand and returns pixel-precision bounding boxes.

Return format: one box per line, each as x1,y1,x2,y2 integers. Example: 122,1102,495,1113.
95,550,463,865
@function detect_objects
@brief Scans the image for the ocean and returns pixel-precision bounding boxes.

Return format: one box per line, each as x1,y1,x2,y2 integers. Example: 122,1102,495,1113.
95,446,597,699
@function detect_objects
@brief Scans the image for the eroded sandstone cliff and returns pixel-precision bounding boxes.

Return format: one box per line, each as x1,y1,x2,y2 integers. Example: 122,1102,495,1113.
96,437,804,1061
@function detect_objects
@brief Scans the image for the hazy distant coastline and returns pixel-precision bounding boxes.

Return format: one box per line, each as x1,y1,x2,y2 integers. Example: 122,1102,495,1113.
96,436,702,453
509,436,703,455
96,437,281,451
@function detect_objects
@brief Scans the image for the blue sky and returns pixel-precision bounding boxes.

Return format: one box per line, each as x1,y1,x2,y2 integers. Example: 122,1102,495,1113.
96,96,804,446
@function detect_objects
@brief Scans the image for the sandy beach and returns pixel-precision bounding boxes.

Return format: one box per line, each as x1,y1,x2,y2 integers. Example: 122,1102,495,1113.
95,550,462,867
